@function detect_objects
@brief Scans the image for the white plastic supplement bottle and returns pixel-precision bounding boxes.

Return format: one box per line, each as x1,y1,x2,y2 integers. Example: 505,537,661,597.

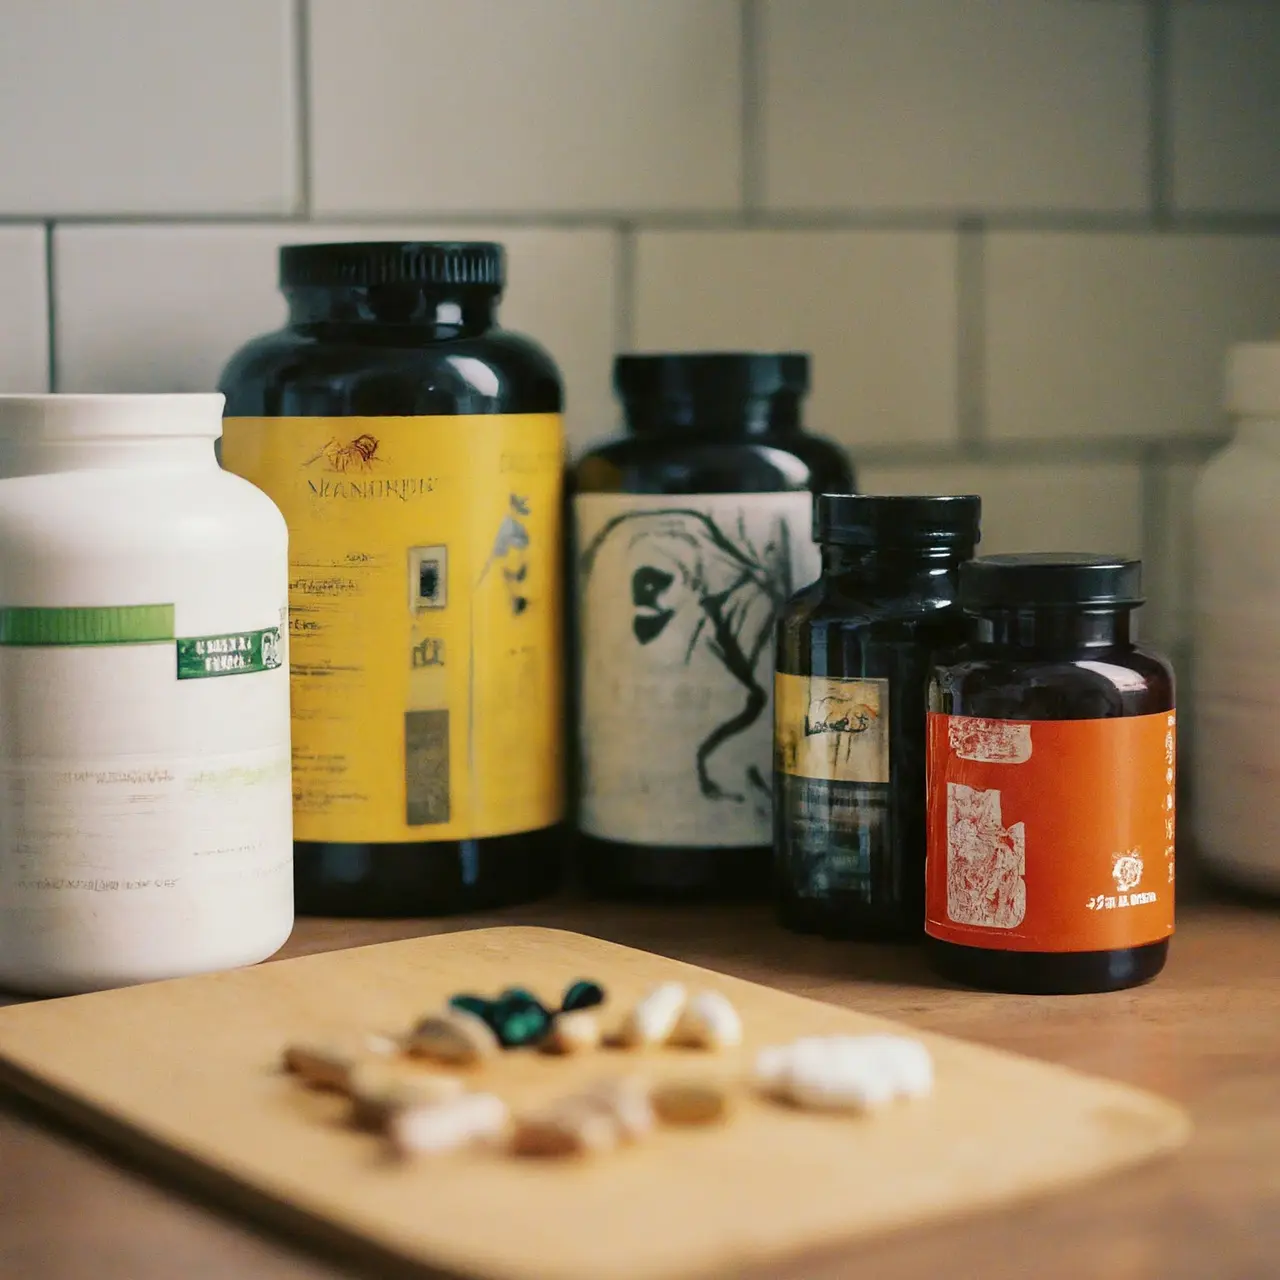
1191,341,1280,896
0,394,293,993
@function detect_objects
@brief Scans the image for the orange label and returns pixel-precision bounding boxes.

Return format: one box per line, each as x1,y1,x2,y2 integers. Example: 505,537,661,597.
925,711,1175,953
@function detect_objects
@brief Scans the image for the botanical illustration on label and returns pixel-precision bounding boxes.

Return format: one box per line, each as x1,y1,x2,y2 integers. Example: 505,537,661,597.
220,415,565,844
944,782,1025,928
575,491,819,847
775,674,890,783
925,711,1176,952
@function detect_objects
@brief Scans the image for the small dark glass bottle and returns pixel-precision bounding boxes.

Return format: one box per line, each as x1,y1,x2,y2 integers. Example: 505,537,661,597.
925,554,1175,994
219,241,564,917
571,353,853,900
773,494,981,940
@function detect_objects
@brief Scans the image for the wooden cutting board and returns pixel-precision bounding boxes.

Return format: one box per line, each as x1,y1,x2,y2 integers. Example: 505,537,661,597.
0,926,1188,1280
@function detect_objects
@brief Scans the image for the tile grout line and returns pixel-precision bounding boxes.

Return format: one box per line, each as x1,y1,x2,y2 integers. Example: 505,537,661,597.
1172,448,1201,690
614,223,637,351
43,221,58,392
740,0,763,216
847,435,1223,468
292,0,314,219
1148,0,1173,226
13,210,1280,233
956,221,985,449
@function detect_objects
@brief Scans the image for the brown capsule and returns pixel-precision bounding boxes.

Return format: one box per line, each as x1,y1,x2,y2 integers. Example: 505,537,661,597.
281,1032,398,1091
511,1075,656,1158
404,1009,500,1066
512,1099,620,1158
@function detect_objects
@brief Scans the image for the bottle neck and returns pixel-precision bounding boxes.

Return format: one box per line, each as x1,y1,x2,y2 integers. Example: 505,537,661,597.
622,393,803,438
820,544,970,595
285,285,498,338
0,435,219,476
971,606,1134,653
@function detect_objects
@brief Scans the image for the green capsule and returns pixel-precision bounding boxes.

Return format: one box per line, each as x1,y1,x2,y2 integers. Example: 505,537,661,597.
448,993,495,1025
490,987,553,1047
561,979,605,1012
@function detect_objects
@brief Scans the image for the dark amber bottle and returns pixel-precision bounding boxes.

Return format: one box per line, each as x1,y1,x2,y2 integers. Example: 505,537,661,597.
219,242,563,917
925,555,1175,994
571,353,853,900
773,494,981,940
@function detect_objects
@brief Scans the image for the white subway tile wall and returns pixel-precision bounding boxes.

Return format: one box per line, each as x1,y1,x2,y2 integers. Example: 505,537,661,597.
760,0,1150,213
633,231,958,444
0,227,49,392
0,0,298,216
986,233,1280,441
1171,2,1280,214
308,0,742,215
857,461,1145,568
54,225,619,453
0,0,1277,659
1149,461,1204,652
862,453,1187,655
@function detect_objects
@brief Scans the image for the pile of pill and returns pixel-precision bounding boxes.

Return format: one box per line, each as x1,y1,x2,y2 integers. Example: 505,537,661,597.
279,980,934,1163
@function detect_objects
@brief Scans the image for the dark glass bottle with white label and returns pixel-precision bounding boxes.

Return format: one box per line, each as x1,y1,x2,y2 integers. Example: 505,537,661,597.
571,353,853,900
774,494,981,939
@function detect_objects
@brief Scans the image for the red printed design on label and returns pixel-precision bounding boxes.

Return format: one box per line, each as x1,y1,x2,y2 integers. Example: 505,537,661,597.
925,711,1176,953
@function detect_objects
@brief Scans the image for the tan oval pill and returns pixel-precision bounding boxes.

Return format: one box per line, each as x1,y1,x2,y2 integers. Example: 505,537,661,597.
513,1099,620,1157
510,1116,581,1158
347,1062,465,1130
652,1080,731,1126
405,1010,499,1065
281,1031,395,1092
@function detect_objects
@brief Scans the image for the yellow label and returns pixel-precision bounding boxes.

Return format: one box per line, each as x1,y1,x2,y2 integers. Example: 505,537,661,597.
774,673,890,784
220,415,564,843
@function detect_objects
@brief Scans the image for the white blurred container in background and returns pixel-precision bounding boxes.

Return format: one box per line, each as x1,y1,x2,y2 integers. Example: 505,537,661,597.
1192,343,1280,896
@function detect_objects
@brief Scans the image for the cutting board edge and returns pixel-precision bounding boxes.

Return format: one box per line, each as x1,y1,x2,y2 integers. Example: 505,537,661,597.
698,1126,1193,1280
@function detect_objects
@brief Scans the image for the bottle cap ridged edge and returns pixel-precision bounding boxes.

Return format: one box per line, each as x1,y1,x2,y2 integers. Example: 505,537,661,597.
280,242,504,290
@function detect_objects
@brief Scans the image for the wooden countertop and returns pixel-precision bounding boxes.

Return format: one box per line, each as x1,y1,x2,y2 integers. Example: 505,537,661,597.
1,879,1277,1280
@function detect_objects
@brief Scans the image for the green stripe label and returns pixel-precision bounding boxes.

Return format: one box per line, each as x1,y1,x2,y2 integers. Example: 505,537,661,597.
0,605,174,647
176,627,283,680
0,608,283,680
